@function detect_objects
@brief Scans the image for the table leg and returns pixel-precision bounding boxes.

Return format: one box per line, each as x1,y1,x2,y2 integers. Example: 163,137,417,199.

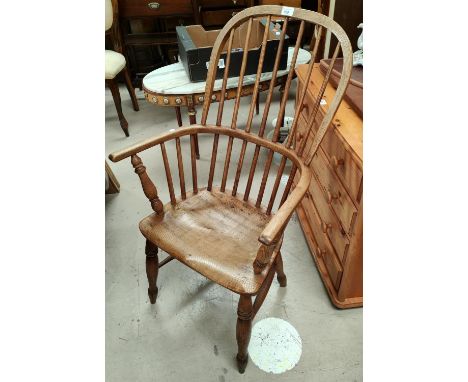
175,106,183,127
187,97,200,159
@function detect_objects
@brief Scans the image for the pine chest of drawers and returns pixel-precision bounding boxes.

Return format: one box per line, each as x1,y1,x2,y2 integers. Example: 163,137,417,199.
293,64,363,308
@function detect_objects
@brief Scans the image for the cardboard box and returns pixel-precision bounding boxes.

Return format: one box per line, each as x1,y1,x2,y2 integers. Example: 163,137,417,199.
176,19,289,82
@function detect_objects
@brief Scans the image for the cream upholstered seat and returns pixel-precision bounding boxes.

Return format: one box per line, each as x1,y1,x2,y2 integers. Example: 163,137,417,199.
105,50,126,80
105,0,113,31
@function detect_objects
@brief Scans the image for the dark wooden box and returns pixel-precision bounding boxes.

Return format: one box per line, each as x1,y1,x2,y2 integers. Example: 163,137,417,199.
176,18,289,82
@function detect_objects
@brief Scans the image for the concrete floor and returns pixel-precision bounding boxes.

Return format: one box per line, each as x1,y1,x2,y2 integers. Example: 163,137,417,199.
105,81,362,382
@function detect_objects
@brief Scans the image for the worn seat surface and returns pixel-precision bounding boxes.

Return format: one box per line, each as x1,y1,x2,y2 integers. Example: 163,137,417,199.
139,188,278,295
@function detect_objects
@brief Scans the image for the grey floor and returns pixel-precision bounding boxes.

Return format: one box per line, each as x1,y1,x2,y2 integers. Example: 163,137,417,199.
105,81,362,382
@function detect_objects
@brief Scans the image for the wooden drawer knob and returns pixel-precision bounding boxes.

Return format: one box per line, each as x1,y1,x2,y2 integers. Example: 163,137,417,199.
331,156,345,168
316,247,326,257
327,190,340,203
147,2,160,10
321,221,332,233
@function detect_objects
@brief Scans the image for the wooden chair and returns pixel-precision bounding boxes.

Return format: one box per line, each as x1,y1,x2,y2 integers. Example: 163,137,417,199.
109,5,352,373
105,0,139,137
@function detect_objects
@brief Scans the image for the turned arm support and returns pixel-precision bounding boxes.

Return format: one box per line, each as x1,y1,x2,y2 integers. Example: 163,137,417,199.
258,166,312,246
253,236,283,274
131,155,164,216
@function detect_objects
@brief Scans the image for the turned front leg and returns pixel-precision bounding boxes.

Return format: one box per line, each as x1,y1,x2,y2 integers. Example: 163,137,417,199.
145,240,159,304
236,295,253,374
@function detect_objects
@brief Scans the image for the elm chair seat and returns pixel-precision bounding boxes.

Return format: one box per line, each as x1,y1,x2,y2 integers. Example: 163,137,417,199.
105,50,126,80
139,189,278,295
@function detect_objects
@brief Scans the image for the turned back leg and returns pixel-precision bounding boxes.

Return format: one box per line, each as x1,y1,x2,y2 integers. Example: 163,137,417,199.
123,67,139,111
107,78,129,137
236,295,253,373
276,252,287,287
145,240,159,304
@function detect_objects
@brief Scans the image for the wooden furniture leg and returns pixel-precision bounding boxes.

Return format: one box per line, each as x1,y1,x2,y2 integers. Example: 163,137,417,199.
175,106,183,127
187,96,200,159
276,252,287,287
145,240,159,304
123,67,139,111
255,95,259,115
105,161,120,194
236,295,253,374
106,78,129,137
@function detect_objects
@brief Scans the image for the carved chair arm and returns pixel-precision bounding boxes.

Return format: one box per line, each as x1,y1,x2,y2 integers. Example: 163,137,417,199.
108,128,193,162
108,129,192,216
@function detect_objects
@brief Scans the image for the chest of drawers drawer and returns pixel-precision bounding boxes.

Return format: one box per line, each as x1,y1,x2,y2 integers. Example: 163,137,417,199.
201,8,237,27
310,145,358,236
320,129,363,204
199,0,247,7
119,0,193,17
308,172,350,264
301,193,343,290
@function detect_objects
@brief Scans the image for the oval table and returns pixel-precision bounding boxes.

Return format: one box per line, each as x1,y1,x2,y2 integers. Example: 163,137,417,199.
142,47,311,158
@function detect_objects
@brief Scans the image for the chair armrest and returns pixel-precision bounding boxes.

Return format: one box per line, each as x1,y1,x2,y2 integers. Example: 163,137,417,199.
258,166,312,246
108,125,201,162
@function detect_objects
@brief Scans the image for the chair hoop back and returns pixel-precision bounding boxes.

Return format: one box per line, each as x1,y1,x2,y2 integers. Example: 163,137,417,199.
201,5,353,167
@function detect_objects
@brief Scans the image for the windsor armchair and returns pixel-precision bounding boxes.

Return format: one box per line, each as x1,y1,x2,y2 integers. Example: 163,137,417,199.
109,5,352,373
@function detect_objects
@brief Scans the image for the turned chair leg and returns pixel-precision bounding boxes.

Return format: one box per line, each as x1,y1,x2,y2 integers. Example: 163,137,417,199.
106,78,129,137
123,67,139,111
276,252,287,287
236,295,253,374
145,240,159,304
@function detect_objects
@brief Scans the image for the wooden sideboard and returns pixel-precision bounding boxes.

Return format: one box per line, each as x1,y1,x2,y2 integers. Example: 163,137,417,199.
117,0,255,86
115,0,326,87
293,63,363,309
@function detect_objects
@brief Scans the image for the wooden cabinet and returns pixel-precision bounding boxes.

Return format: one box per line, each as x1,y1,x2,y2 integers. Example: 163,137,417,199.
119,0,194,17
293,63,362,308
117,0,198,86
117,0,255,86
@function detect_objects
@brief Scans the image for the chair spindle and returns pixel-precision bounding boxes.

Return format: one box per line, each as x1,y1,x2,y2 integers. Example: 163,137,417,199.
256,19,306,208
232,15,272,197
243,17,289,202
175,137,186,200
207,30,235,192
231,17,253,130
271,20,305,143
190,135,198,194
286,24,323,148
266,156,287,214
160,143,176,205
221,18,253,192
